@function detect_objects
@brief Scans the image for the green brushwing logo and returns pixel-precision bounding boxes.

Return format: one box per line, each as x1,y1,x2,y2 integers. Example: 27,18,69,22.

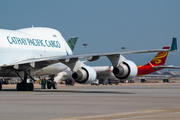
67,37,78,52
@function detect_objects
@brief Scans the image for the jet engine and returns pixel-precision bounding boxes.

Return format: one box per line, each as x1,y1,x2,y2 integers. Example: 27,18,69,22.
113,60,137,80
72,66,97,84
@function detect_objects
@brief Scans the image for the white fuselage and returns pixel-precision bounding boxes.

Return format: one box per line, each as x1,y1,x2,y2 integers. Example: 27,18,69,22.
0,27,72,77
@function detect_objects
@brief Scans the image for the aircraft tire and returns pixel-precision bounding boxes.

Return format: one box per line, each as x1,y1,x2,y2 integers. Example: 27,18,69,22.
53,82,57,89
0,82,2,91
47,82,51,89
26,83,33,91
17,83,33,91
26,84,30,91
17,83,22,91
29,83,34,91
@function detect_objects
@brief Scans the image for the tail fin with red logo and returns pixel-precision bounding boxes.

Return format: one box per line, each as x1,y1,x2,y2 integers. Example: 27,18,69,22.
147,47,170,66
137,37,177,76
137,47,169,76
147,37,177,66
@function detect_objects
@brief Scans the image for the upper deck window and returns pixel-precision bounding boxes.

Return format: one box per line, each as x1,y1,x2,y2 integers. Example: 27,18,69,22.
53,35,57,37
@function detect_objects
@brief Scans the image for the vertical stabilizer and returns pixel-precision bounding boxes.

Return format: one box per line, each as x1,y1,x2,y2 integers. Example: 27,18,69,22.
137,47,170,76
170,37,177,51
67,37,78,52
148,47,170,65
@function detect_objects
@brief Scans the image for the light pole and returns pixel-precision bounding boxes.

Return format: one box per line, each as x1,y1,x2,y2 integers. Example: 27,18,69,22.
83,44,88,53
83,44,88,64
121,47,126,51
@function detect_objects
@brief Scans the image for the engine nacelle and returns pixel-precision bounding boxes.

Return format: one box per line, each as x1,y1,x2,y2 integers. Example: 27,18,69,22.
72,66,97,84
113,60,137,80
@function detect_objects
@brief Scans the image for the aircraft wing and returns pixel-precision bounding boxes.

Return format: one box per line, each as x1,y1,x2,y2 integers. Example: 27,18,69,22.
1,37,177,71
2,48,171,66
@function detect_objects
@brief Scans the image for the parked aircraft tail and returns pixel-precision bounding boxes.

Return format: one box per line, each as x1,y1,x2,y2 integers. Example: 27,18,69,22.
137,47,170,76
67,37,78,51
147,47,170,66
170,37,177,51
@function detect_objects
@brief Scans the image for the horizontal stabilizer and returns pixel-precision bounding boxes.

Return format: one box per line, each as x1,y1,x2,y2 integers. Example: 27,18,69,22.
153,65,180,69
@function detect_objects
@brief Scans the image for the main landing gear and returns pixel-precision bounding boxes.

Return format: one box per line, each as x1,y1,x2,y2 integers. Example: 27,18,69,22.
15,70,34,91
0,82,2,91
47,75,57,89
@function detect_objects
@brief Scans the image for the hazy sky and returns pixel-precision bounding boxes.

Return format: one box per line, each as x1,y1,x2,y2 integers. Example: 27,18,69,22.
1,0,180,66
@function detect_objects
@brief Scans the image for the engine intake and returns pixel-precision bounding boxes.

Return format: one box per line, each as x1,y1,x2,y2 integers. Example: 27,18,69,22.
113,60,137,80
72,66,96,84
72,68,88,83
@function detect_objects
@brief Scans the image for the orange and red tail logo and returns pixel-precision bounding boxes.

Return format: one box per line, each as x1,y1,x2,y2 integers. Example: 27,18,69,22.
137,47,170,76
148,47,169,66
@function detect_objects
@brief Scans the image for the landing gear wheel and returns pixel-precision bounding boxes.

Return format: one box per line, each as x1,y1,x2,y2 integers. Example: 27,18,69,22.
17,83,34,91
47,82,51,89
26,83,30,91
17,83,22,91
15,70,35,91
29,83,34,91
53,82,57,89
0,82,2,91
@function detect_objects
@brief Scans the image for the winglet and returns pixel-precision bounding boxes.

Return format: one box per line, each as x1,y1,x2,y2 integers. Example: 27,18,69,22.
67,37,78,52
170,37,177,51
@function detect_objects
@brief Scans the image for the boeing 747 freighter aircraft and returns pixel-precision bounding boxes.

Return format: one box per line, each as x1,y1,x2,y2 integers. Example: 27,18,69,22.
0,27,177,91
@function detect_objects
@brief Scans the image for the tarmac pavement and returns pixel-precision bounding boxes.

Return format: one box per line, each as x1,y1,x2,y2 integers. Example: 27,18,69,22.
0,83,180,120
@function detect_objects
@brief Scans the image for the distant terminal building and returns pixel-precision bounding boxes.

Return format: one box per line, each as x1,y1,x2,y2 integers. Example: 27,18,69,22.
135,75,171,80
134,70,180,80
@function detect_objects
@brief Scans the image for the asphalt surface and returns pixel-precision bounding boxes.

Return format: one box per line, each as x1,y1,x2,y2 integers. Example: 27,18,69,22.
0,83,180,120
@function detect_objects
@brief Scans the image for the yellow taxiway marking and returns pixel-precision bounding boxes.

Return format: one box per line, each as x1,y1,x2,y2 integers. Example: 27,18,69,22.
20,92,37,94
51,108,180,120
0,116,55,119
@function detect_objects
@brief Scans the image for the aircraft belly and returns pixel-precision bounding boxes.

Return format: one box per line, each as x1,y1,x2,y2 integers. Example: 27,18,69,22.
29,63,68,76
0,63,68,77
